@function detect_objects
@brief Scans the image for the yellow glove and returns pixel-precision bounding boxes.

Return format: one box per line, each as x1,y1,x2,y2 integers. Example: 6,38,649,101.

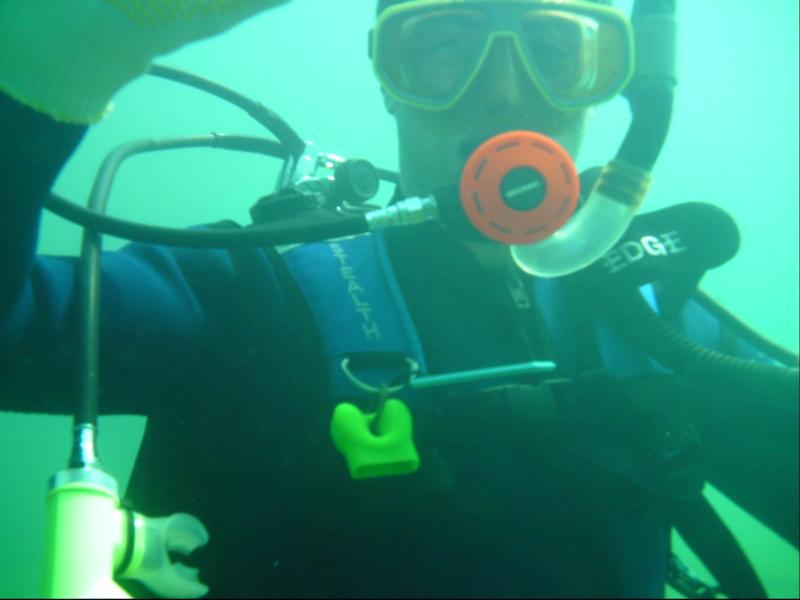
0,0,289,124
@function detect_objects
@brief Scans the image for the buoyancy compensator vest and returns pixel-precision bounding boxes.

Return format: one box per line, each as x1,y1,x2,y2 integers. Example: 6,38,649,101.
280,229,789,598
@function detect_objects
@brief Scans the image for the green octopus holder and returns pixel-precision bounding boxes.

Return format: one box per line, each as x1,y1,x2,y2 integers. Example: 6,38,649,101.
330,358,556,480
330,399,420,479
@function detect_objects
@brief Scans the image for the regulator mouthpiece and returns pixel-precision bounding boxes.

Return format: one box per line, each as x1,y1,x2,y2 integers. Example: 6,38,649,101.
459,131,651,277
459,131,580,245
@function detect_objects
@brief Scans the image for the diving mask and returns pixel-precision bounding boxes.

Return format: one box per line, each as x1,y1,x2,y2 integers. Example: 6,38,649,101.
371,0,635,111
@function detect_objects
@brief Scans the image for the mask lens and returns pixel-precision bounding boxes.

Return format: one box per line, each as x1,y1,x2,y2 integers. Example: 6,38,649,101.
378,8,489,103
520,9,630,107
375,2,632,110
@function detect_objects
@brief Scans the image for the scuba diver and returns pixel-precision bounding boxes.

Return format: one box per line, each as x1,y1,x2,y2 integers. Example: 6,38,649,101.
1,0,797,598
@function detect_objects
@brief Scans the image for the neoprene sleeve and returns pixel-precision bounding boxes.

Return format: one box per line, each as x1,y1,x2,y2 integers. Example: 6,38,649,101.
0,92,305,416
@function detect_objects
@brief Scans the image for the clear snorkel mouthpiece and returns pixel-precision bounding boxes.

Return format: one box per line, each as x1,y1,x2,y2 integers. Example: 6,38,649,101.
458,130,650,278
510,158,651,277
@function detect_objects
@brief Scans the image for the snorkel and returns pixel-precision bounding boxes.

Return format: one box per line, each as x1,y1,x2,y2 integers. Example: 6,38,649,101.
509,0,677,276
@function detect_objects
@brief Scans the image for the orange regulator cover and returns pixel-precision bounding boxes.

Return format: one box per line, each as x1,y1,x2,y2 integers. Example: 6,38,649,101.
459,130,580,244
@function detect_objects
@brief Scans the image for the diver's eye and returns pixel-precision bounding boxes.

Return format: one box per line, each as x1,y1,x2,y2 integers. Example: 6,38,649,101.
419,36,468,61
405,21,484,96
529,40,573,76
404,11,485,61
408,38,474,96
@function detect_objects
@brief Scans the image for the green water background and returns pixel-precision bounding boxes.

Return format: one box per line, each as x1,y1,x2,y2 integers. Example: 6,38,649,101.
1,1,797,597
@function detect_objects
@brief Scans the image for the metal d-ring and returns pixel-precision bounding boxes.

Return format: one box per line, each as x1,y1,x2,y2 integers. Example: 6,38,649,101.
339,356,419,397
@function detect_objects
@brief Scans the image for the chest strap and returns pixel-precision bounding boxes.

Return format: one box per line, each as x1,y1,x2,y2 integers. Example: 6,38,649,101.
281,233,694,404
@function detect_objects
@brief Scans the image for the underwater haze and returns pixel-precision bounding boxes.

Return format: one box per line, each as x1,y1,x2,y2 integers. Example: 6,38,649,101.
0,0,797,597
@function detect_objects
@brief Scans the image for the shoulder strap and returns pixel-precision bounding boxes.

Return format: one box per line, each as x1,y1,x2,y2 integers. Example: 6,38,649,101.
281,233,426,402
528,277,671,378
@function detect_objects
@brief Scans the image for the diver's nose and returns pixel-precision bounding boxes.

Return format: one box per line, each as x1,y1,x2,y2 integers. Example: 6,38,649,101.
471,37,530,113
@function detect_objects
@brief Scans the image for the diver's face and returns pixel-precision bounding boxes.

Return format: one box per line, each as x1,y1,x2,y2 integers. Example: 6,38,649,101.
387,37,588,198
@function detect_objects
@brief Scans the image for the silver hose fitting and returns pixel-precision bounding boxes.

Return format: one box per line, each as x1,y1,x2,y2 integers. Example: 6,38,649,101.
364,195,439,230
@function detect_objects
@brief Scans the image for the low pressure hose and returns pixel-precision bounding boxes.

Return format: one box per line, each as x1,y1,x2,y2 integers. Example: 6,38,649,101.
607,292,800,407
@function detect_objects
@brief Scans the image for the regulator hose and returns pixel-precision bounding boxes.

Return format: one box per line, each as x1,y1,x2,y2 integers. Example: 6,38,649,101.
607,292,799,406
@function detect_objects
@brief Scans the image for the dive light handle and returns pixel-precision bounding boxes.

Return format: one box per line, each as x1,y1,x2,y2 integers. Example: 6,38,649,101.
42,467,209,598
43,468,128,598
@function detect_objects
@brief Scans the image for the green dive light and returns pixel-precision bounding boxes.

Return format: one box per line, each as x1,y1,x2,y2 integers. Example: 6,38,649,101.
43,467,210,598
43,470,129,598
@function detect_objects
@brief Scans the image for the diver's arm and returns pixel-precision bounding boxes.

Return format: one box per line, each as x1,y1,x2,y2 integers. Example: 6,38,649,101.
701,319,798,549
0,0,302,416
0,90,314,417
665,298,800,549
673,377,799,550
0,95,198,413
0,93,87,321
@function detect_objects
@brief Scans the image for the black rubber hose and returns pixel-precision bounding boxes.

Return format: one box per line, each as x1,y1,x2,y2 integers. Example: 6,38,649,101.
616,86,674,172
608,292,799,406
46,192,368,247
148,63,306,160
615,0,677,171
